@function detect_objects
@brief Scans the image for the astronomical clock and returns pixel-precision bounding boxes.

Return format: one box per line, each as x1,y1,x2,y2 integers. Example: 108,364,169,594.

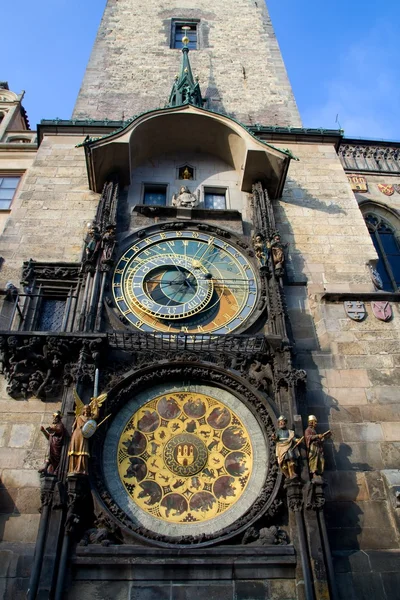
111,225,260,335
90,222,282,546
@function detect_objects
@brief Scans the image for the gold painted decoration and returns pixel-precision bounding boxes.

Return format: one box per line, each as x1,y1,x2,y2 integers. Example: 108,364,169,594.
347,175,368,192
117,392,253,523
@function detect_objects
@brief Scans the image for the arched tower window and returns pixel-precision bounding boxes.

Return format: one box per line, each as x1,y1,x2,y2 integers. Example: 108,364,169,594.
365,213,400,291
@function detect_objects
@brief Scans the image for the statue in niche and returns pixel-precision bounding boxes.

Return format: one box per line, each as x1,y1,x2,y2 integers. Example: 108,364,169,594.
172,186,200,209
179,166,194,180
39,411,66,476
273,415,302,479
268,232,287,276
252,233,269,267
305,415,331,480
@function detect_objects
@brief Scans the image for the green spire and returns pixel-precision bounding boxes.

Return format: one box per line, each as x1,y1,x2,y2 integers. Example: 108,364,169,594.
168,34,204,108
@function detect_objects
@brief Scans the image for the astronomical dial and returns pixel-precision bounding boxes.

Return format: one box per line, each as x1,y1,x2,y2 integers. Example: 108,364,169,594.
112,229,258,334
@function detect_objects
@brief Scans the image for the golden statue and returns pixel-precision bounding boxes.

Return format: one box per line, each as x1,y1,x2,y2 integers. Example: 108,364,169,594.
182,167,192,180
273,415,302,479
68,388,107,476
305,415,331,479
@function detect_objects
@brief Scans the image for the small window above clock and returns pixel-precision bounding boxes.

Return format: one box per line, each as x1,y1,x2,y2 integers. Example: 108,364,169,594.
171,20,199,49
204,187,227,210
143,184,167,207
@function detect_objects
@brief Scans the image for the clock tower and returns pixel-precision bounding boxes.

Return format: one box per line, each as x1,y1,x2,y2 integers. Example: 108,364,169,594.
2,1,400,600
73,0,301,127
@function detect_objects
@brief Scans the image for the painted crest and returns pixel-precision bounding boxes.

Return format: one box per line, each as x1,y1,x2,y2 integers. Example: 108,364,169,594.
82,419,98,439
344,301,366,321
347,175,368,192
393,184,400,195
378,184,394,196
371,301,392,322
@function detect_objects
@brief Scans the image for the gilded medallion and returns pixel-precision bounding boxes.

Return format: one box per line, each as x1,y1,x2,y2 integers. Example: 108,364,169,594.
117,392,253,524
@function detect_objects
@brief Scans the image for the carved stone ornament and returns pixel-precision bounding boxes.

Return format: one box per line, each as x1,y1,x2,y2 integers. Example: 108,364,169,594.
285,479,304,513
371,300,392,322
369,265,383,290
172,186,200,208
0,334,105,400
242,524,289,546
305,479,326,511
91,362,282,547
79,512,122,546
21,259,80,287
344,301,366,321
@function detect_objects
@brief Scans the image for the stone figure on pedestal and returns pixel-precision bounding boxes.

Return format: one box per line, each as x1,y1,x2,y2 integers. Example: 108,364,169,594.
252,233,269,267
39,411,66,476
304,415,331,480
68,389,107,476
273,415,302,479
172,186,199,208
268,232,287,276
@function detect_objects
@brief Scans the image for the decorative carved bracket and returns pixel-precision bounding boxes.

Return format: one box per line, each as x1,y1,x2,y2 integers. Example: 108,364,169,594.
0,333,106,400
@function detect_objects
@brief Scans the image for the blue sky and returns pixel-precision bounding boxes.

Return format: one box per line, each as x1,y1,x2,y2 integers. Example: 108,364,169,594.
3,0,400,140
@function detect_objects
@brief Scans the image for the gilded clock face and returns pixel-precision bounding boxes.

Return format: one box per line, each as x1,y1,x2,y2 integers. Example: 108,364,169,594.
112,229,258,334
103,382,269,539
116,392,253,524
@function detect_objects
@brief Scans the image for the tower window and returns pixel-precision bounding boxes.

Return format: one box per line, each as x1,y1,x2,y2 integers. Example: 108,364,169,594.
171,21,198,49
0,176,21,209
365,213,400,292
143,184,167,207
204,189,227,210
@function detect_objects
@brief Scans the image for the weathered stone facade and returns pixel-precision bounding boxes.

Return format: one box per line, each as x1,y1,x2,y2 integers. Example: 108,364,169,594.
0,3,400,600
73,0,301,127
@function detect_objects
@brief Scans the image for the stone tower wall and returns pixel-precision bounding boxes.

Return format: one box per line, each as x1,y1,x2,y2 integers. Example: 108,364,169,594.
73,0,301,127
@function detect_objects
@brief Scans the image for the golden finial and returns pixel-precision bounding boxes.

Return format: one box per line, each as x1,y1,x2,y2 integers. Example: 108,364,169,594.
182,26,190,47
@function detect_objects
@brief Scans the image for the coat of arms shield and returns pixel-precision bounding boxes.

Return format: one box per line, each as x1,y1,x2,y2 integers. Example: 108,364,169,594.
347,175,368,192
371,301,392,322
393,185,400,195
378,184,394,196
344,301,366,321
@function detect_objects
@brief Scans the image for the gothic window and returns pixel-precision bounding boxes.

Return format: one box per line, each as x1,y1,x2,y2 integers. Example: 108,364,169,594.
143,184,167,206
365,213,400,292
171,21,198,49
204,189,227,210
0,176,21,209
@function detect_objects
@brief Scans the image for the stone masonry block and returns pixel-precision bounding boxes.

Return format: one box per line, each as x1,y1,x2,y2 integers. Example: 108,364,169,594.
325,370,370,388
328,388,367,406
381,423,400,442
341,423,384,443
8,425,35,448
